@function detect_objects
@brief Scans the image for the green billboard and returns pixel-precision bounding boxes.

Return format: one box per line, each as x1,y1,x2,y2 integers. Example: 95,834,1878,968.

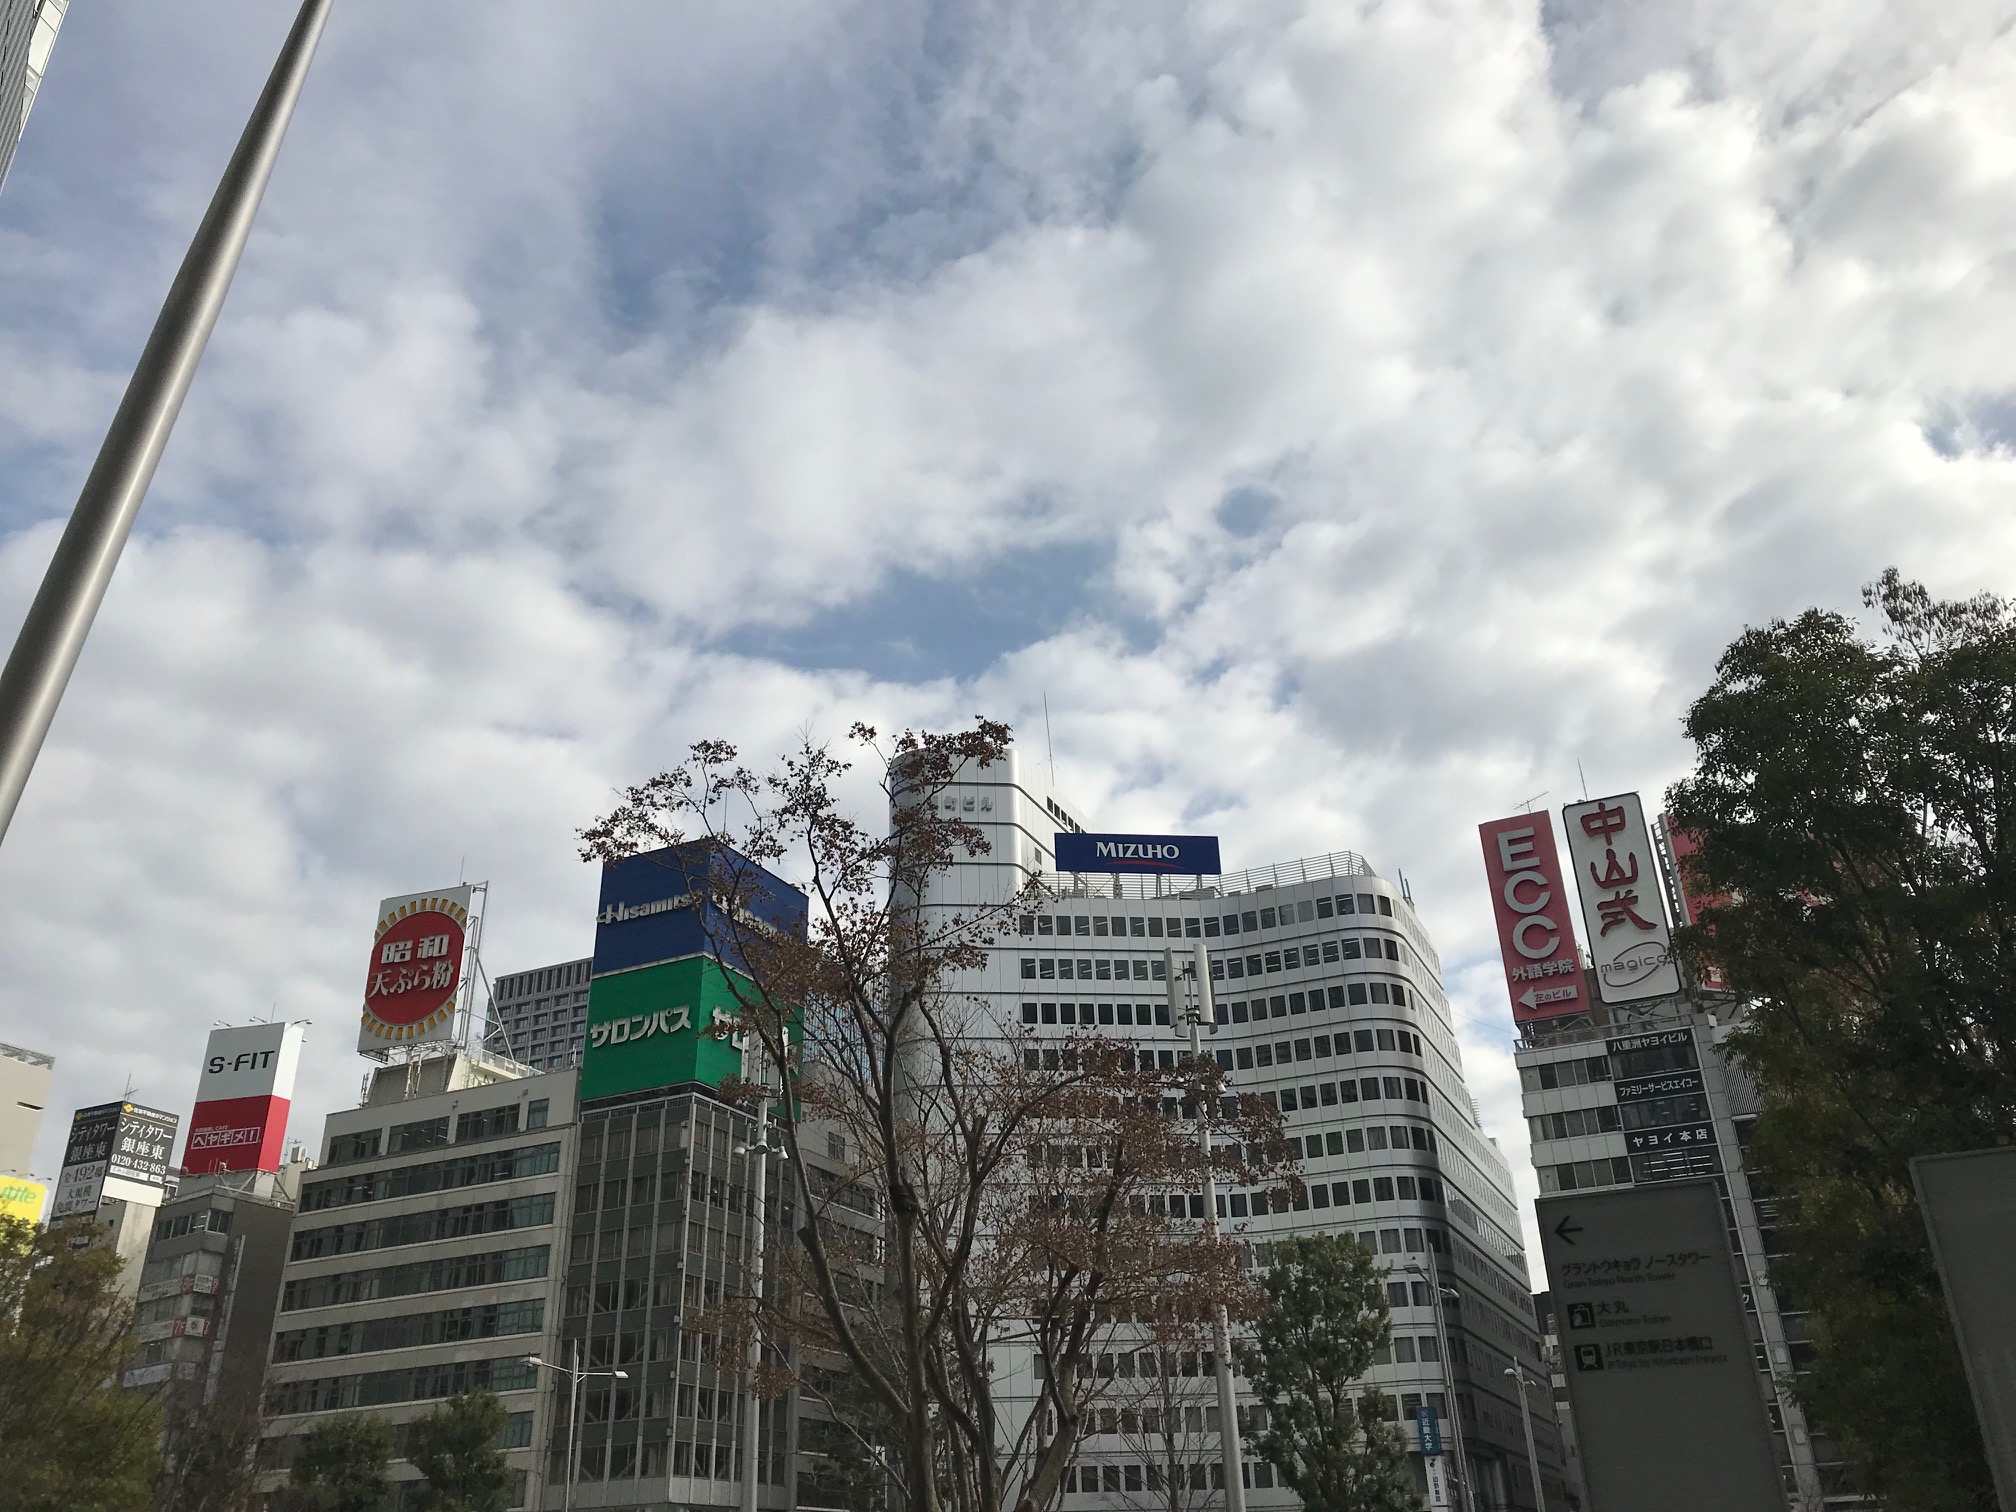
580,955,756,1104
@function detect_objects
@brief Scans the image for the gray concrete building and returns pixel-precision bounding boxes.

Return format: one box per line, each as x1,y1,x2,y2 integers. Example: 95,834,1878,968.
260,1051,577,1510
488,958,593,1073
0,1039,52,1178
1517,1005,1837,1508
127,1161,314,1413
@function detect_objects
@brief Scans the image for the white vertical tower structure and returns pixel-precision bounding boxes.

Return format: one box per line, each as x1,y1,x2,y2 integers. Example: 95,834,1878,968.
0,0,66,190
912,751,1568,1512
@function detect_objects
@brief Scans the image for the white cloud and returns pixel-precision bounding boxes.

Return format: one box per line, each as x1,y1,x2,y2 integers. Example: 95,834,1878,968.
5,0,2016,1278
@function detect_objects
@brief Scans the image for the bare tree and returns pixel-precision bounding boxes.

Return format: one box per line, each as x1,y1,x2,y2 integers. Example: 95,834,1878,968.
581,723,1296,1512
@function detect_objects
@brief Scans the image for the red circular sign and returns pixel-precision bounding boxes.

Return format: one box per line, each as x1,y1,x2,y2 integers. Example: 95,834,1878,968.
361,896,468,1043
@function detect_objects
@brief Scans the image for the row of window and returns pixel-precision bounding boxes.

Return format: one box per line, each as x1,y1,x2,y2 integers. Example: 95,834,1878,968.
1061,1460,1292,1493
1264,1074,1433,1112
1530,1093,1712,1145
1226,1171,1445,1217
273,1299,545,1363
1519,1055,1611,1092
281,1244,549,1313
301,1142,561,1212
1225,1025,1425,1067
1537,1157,1633,1193
289,1195,555,1262
153,1206,231,1241
1024,892,1397,941
569,1440,736,1484
268,1354,538,1415
323,1100,551,1166
1018,944,1407,985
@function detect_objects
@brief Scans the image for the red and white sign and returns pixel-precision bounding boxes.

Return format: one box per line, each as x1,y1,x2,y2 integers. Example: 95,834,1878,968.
1563,793,1682,1003
359,887,472,1053
1659,815,1729,993
183,1022,305,1175
1478,812,1594,1023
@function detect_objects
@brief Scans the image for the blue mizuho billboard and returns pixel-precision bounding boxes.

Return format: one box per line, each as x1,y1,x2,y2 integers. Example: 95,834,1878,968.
1053,832,1222,875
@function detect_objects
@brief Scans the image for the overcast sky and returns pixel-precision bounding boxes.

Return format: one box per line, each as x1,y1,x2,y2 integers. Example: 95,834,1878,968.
4,0,2015,1274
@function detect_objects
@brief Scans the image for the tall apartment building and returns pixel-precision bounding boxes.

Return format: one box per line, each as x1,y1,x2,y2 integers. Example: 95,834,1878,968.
0,0,65,188
488,958,593,1073
127,1161,313,1412
260,1052,578,1511
1517,1005,1832,1506
916,751,1569,1511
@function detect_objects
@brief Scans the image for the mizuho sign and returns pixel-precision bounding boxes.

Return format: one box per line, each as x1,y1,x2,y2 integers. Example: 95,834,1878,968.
1053,832,1222,875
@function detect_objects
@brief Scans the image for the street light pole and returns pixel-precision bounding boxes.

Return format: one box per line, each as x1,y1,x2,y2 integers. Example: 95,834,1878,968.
523,1349,628,1512
1171,946,1247,1512
738,1094,775,1512
1503,1366,1547,1512
1404,1257,1472,1512
0,0,331,846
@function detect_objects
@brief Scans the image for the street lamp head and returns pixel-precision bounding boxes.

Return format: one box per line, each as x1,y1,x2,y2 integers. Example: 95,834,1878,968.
612,1369,630,1380
522,1355,545,1367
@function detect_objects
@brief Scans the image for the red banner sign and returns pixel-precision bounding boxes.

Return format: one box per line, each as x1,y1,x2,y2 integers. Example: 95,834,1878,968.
1478,813,1593,1023
181,1094,291,1176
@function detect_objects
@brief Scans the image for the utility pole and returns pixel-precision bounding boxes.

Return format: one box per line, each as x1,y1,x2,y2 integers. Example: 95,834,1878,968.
1504,1366,1548,1512
739,1093,775,1512
1169,946,1247,1512
0,0,331,845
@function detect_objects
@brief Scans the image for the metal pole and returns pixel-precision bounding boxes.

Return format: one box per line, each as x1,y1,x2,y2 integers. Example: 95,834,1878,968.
1172,946,1247,1512
1424,1248,1473,1512
739,1095,772,1512
1507,1369,1546,1512
565,1341,581,1512
0,0,331,845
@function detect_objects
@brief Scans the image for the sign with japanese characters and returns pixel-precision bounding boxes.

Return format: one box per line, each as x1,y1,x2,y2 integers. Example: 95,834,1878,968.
50,1102,178,1219
184,1022,305,1175
358,888,471,1053
1477,813,1594,1023
1562,793,1682,1003
1657,815,1729,992
1538,1180,1780,1510
579,955,756,1104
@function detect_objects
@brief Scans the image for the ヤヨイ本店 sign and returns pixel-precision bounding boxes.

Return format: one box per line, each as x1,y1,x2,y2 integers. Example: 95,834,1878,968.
1477,813,1593,1023
359,888,471,1052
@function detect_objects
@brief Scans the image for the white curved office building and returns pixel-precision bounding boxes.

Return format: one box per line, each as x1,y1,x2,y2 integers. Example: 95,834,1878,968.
916,751,1570,1512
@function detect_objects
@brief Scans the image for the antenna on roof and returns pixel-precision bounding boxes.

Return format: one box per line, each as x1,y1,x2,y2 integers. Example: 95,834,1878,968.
1516,791,1548,814
1042,694,1056,786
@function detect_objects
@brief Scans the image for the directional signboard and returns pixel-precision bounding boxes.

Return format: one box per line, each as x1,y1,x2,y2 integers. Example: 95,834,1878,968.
1913,1146,2016,1507
1537,1180,1780,1512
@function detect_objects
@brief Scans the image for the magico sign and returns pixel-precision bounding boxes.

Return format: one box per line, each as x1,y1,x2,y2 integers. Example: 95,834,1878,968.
1477,813,1593,1023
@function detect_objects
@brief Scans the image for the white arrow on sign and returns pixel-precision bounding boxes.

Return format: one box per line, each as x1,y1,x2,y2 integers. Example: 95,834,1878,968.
1519,984,1580,1009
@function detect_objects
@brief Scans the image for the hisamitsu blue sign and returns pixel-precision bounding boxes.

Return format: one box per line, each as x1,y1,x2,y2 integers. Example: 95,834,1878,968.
1053,833,1222,876
593,844,807,977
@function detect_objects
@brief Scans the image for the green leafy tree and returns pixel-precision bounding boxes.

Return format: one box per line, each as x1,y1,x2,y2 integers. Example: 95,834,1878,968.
407,1390,514,1512
0,1214,160,1511
275,1413,394,1512
1665,569,2014,1512
1233,1234,1420,1512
